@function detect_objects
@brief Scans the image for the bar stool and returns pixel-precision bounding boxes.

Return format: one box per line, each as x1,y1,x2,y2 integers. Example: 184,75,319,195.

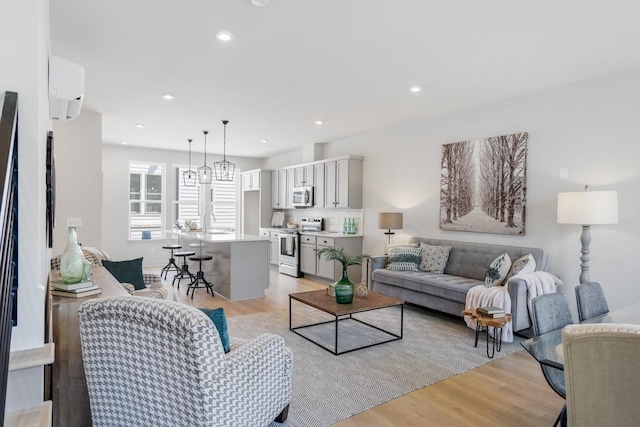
187,255,215,298
160,244,182,279
171,250,196,288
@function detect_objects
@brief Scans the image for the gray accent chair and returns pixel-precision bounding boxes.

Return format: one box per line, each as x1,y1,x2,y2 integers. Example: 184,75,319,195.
563,323,640,426
78,296,292,426
531,293,574,427
575,281,609,322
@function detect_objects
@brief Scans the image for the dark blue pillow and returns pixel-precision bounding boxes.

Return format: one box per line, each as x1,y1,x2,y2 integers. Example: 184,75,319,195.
198,307,230,353
102,257,145,290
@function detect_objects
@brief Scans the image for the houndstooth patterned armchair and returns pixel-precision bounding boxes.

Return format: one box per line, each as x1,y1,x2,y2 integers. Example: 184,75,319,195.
78,296,292,427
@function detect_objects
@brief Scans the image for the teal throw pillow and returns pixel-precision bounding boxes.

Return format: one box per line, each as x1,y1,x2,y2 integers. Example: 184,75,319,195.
386,246,421,272
102,257,145,290
198,307,231,353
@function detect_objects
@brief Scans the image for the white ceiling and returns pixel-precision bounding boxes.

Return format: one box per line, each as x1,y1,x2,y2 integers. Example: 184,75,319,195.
50,0,640,158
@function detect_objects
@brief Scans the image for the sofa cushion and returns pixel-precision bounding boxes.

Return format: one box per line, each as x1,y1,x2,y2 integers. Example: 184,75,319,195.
386,246,421,271
419,243,451,274
504,254,536,283
372,269,481,303
484,253,511,287
198,307,230,353
102,257,145,290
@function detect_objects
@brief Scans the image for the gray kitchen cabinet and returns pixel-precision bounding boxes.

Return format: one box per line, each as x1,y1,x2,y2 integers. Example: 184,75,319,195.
299,234,363,283
285,168,295,208
293,164,315,187
271,169,288,209
324,158,363,209
241,170,261,191
313,163,325,208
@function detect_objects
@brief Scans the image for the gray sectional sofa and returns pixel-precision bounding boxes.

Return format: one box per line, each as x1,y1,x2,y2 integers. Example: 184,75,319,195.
369,237,548,333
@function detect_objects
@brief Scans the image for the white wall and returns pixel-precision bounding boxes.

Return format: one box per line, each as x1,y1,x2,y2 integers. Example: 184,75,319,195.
101,144,262,265
52,110,103,255
1,0,51,413
313,67,640,316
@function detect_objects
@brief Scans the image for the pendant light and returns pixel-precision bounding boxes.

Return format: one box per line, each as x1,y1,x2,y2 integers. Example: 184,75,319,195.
214,120,236,181
197,130,213,184
183,138,196,187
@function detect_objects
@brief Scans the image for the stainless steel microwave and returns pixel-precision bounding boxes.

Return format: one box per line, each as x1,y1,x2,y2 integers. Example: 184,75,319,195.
292,186,314,207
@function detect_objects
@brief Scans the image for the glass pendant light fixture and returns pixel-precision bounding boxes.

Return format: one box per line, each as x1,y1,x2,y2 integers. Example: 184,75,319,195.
197,130,213,184
183,138,196,187
214,120,236,181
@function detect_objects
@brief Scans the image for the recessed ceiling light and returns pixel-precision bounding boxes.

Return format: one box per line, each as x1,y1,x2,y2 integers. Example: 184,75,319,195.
120,141,128,145
161,93,174,100
251,0,271,6
410,86,422,93
135,123,145,128
215,31,233,42
315,120,324,125
260,139,269,144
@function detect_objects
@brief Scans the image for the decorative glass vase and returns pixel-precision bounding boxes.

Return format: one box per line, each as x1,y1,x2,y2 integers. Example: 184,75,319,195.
60,226,86,284
334,266,354,304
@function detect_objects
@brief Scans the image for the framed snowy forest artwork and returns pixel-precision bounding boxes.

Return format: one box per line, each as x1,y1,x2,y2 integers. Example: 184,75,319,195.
439,132,528,235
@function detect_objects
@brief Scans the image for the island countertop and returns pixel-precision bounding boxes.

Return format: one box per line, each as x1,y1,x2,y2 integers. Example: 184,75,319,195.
166,229,264,243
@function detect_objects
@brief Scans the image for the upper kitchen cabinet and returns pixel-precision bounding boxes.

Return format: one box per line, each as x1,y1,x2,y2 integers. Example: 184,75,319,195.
323,158,363,209
271,169,288,209
313,163,325,208
241,169,261,191
293,164,315,187
286,168,295,208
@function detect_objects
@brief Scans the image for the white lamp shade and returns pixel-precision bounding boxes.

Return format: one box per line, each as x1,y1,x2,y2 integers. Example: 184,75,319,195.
557,190,618,225
379,212,403,230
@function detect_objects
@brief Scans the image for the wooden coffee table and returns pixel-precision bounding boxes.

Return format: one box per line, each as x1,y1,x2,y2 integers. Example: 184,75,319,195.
289,290,404,355
463,308,512,358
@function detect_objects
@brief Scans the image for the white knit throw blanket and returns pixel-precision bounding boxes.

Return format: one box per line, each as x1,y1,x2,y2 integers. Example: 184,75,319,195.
464,271,563,343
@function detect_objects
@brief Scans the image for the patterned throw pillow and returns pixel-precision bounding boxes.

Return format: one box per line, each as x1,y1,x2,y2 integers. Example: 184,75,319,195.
419,243,452,274
386,246,421,272
503,254,536,283
484,253,512,287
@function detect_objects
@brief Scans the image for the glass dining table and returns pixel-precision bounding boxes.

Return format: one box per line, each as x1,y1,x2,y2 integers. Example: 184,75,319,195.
521,301,640,369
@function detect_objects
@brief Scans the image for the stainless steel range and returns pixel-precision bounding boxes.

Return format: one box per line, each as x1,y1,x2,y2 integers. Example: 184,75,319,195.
278,217,323,277
279,229,301,277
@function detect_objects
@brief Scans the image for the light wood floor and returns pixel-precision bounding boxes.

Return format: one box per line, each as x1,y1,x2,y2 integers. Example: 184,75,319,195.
151,266,564,426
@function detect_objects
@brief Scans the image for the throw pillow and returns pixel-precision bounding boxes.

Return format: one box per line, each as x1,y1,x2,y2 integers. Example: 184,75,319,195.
504,254,536,283
484,253,512,287
102,257,146,290
419,243,452,274
386,246,421,272
198,307,230,353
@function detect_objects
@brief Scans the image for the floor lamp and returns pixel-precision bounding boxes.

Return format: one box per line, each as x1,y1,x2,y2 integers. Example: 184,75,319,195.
378,212,403,255
557,186,618,284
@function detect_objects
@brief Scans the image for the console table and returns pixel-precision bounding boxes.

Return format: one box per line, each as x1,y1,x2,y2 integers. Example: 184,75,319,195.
50,266,128,427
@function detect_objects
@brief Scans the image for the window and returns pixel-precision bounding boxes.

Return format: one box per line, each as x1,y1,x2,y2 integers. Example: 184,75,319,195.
174,166,238,231
129,162,164,240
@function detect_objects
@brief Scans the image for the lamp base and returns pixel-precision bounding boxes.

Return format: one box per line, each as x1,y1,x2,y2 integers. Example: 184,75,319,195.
579,225,592,284
383,230,395,255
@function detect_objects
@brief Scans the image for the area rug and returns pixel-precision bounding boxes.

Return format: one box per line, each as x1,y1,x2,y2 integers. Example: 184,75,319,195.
226,304,522,427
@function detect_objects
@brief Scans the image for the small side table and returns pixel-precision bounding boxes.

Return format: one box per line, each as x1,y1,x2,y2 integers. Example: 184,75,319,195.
462,308,512,359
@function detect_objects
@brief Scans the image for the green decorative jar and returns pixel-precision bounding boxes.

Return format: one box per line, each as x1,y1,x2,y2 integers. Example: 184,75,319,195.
60,226,86,284
334,266,354,304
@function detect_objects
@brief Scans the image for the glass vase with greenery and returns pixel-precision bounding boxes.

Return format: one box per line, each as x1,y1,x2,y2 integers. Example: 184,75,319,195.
316,247,370,304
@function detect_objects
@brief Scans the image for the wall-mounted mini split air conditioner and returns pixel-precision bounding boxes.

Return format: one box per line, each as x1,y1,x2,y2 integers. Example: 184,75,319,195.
48,56,85,121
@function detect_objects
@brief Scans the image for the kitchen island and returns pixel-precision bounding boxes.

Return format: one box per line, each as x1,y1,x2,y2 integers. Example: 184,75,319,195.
167,230,270,301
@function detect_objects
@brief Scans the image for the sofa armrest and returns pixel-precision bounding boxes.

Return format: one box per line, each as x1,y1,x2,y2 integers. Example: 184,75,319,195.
368,256,388,288
507,278,532,331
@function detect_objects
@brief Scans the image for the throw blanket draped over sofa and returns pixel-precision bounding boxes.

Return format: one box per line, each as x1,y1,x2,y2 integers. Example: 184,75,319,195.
370,238,550,334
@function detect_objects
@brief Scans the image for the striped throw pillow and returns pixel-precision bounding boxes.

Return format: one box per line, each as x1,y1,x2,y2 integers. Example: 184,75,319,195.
386,247,421,271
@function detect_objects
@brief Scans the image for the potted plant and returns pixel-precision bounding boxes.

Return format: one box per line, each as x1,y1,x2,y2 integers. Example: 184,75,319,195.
316,247,370,304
